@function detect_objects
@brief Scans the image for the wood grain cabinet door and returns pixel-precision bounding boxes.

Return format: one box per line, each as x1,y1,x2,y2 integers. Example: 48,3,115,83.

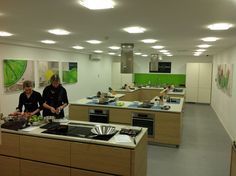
20,135,70,166
0,155,20,176
20,160,70,176
109,108,132,124
0,132,20,157
156,112,181,145
231,147,236,176
71,142,131,175
71,168,114,176
69,105,89,121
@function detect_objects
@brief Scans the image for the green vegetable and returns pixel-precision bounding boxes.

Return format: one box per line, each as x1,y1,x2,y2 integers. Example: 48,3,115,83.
29,115,44,122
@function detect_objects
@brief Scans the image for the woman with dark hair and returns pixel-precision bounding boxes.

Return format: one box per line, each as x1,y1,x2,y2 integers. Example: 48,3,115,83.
42,74,68,118
12,80,43,118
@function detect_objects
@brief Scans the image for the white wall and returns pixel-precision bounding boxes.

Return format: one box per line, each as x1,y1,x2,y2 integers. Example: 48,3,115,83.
133,55,213,74
0,44,112,116
211,45,236,140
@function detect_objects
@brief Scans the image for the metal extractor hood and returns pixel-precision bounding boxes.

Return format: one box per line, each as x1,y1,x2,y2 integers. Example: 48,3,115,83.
149,54,159,72
120,43,134,73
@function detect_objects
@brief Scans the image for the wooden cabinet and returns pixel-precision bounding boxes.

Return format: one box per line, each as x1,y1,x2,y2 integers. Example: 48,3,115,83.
109,108,132,124
119,90,140,101
186,63,212,103
139,89,161,101
231,145,236,176
20,135,70,166
71,169,114,176
156,112,181,145
71,142,131,175
0,133,19,157
0,155,20,176
69,105,88,121
20,160,70,176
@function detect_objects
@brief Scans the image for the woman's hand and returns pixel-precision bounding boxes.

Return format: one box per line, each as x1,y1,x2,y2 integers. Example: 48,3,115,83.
50,107,56,113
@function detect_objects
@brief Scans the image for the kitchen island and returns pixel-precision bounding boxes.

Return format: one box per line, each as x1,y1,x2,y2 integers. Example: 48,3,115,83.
0,121,147,176
69,93,184,146
115,87,185,101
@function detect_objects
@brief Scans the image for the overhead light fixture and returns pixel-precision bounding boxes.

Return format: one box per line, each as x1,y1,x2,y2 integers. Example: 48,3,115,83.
141,39,157,43
167,54,173,57
0,31,13,37
134,52,142,55
86,40,102,44
142,54,148,57
160,50,168,53
198,44,211,48
201,37,219,42
94,50,103,53
48,29,70,35
207,23,233,30
109,46,120,50
72,45,84,50
151,45,164,49
196,49,206,52
123,26,146,34
194,52,202,56
108,52,116,55
41,40,56,44
79,0,115,10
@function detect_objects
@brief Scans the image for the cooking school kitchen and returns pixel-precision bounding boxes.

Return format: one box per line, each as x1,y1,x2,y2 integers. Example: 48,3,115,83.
0,0,236,176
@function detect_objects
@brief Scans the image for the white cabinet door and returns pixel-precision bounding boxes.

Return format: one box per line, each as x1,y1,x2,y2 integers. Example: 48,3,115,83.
186,63,199,88
185,87,198,102
198,63,212,88
197,88,211,103
186,63,199,102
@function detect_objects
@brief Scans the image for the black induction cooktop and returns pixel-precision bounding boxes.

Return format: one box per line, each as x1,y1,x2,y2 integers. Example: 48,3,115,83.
42,124,117,141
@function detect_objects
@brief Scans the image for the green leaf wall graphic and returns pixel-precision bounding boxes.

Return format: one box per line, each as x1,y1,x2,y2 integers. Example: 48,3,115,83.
4,60,27,87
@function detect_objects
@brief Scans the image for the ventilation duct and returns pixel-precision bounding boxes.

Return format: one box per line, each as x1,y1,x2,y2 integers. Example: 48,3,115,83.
120,43,134,73
149,54,160,72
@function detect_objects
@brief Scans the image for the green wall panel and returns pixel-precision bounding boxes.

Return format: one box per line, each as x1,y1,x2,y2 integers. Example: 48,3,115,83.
134,73,186,86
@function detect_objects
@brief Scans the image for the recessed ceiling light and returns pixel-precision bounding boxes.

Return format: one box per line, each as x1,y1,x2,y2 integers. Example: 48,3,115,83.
0,31,13,37
123,26,146,34
109,46,120,50
198,44,211,48
48,29,70,35
194,52,202,56
152,45,164,49
142,54,148,57
134,52,142,55
79,0,115,10
41,40,56,44
207,23,233,30
160,50,168,53
167,54,173,57
141,39,157,43
201,37,219,42
87,40,102,44
94,50,103,53
196,49,206,52
72,45,84,50
118,54,121,56
108,52,116,55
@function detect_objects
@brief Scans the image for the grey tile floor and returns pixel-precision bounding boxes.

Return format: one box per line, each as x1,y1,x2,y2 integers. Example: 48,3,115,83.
147,103,232,176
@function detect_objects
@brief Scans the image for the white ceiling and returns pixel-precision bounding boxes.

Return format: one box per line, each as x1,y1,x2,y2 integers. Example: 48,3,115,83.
1,0,236,56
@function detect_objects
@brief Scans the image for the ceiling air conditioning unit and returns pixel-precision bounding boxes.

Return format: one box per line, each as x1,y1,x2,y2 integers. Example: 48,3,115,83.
89,54,101,61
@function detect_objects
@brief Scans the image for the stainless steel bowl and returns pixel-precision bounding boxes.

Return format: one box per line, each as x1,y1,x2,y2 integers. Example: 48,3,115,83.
91,125,116,135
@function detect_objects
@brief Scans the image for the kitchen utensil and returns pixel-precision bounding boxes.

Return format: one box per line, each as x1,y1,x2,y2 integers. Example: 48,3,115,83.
91,125,116,135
